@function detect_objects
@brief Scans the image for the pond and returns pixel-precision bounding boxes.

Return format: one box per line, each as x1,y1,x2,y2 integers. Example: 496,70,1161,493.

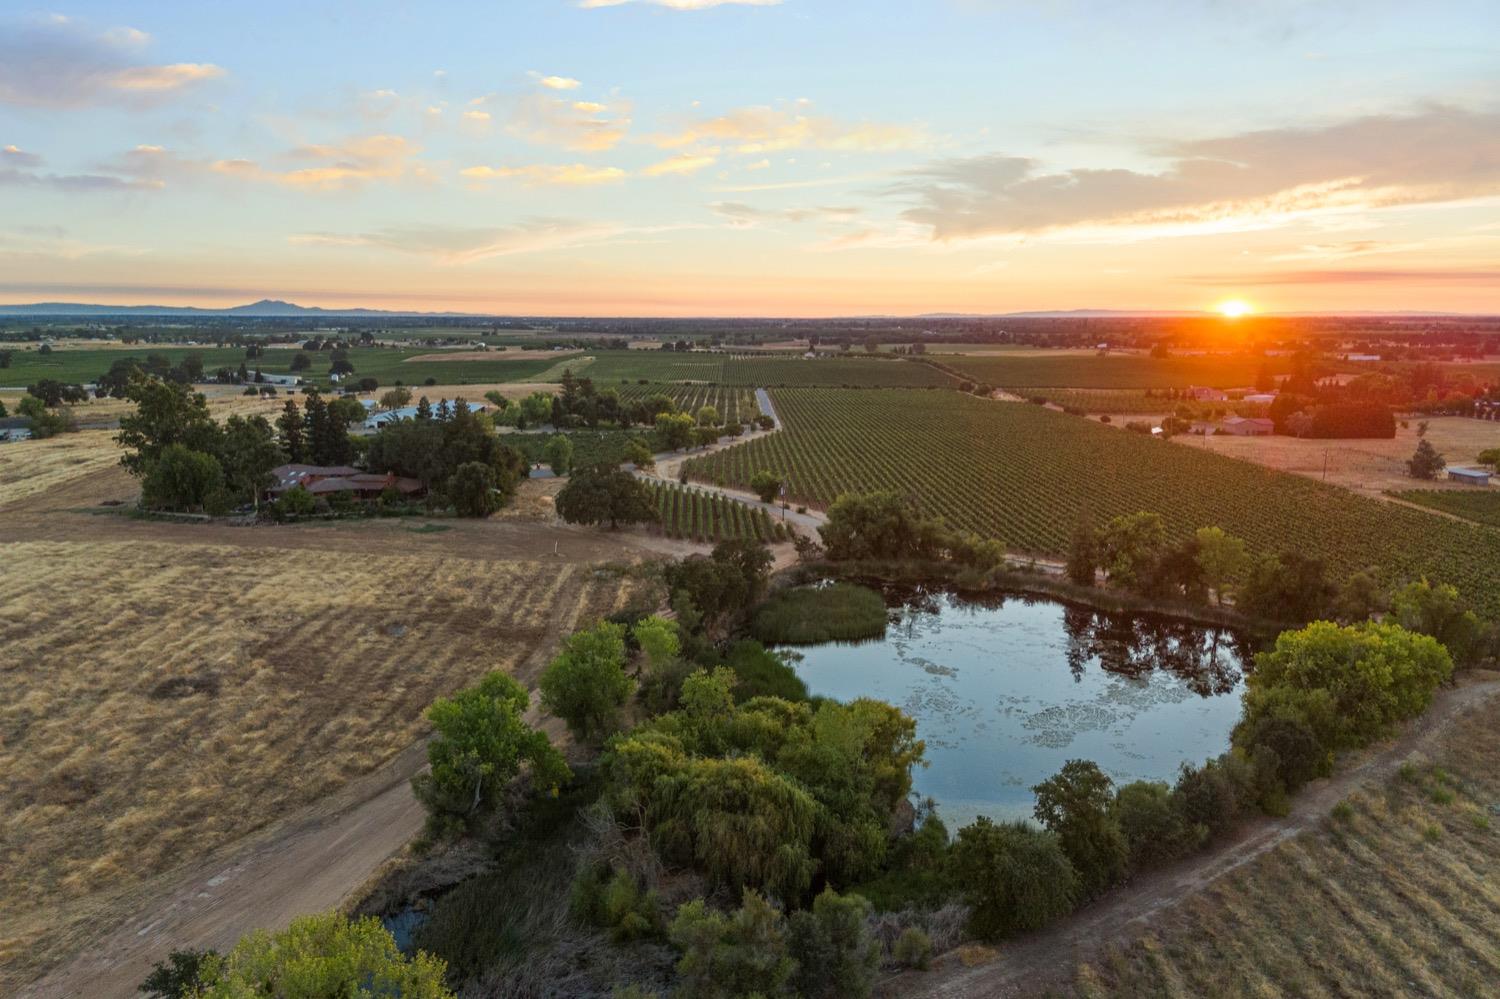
782,586,1251,828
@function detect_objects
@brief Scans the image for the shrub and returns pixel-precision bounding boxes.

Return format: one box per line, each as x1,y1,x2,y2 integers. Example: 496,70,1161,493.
669,892,793,999
892,927,933,970
141,444,225,512
951,817,1078,940
787,889,881,999
1173,755,1251,840
1111,780,1200,871
274,484,316,518
571,864,664,942
197,912,451,998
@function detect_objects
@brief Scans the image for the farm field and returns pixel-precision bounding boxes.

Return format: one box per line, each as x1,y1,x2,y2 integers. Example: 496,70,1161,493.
1010,387,1276,417
1192,415,1500,498
551,351,955,388
646,481,790,544
947,353,1284,389
1069,695,1500,998
613,383,760,425
1391,488,1500,527
0,436,658,993
508,429,640,470
684,389,1500,614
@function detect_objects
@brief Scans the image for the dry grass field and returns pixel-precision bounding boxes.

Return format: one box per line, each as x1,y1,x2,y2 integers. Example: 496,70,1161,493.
0,435,657,991
1070,696,1500,998
1191,415,1500,500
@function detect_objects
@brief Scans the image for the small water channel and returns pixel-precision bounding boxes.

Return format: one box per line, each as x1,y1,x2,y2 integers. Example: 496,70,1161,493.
782,585,1251,828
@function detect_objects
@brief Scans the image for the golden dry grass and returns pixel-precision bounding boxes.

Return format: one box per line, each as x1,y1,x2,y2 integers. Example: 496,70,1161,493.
1071,699,1500,998
0,426,655,990
0,431,124,508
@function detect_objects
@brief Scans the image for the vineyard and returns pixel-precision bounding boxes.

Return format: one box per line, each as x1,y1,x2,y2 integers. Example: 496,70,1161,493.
682,388,1500,614
1390,489,1500,528
646,481,791,544
947,353,1283,389
613,383,760,425
543,351,953,388
510,430,640,470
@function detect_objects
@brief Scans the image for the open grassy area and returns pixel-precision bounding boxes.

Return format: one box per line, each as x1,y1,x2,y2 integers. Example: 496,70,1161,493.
0,430,655,991
685,389,1500,614
750,582,888,644
1070,695,1500,998
0,535,639,991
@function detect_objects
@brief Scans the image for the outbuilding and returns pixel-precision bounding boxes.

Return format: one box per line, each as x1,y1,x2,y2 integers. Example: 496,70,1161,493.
1448,467,1491,486
1221,416,1274,436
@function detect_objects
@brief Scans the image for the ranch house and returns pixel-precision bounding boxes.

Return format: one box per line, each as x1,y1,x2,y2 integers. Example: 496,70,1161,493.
266,464,425,501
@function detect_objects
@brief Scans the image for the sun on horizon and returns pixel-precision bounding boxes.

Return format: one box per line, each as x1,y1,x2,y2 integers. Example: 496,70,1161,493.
1216,299,1254,318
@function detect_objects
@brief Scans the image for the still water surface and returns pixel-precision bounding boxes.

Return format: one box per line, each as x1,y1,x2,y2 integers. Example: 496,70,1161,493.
784,587,1250,827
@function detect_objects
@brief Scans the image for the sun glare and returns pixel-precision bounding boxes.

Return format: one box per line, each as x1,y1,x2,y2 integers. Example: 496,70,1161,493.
1216,298,1253,319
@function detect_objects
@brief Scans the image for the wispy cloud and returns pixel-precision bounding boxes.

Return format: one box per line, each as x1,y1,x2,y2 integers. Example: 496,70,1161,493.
214,135,431,191
895,106,1500,241
1186,267,1500,286
511,90,632,151
289,219,695,264
1,144,161,192
654,101,922,154
710,201,860,227
533,73,581,90
0,15,225,108
461,163,627,186
643,151,718,176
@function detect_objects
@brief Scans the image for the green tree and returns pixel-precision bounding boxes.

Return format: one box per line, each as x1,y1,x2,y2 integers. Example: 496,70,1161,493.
1389,578,1485,669
625,436,655,469
1194,526,1249,606
539,621,634,743
788,889,880,999
633,615,681,671
116,376,220,476
141,444,227,512
669,892,793,999
952,817,1078,940
411,671,569,827
1243,621,1453,752
276,399,305,463
1066,517,1098,586
289,351,312,372
198,912,452,998
1406,438,1444,479
655,411,696,450
696,404,720,427
449,461,500,517
380,386,413,411
1478,447,1500,471
555,465,658,529
1032,759,1128,898
544,434,575,476
749,469,782,504
1097,511,1166,589
219,415,283,506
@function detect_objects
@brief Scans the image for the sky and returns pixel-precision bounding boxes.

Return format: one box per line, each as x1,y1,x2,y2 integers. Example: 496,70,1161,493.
1,0,1497,316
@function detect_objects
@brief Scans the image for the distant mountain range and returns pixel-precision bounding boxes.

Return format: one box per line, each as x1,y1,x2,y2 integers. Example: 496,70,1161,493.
0,300,1476,319
0,299,476,318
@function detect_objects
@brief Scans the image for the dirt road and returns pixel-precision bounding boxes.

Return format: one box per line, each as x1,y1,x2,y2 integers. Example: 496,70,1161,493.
886,678,1500,998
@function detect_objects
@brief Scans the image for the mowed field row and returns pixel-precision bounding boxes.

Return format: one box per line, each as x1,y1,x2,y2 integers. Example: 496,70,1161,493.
946,353,1286,389
0,537,638,992
1071,703,1500,998
683,389,1500,613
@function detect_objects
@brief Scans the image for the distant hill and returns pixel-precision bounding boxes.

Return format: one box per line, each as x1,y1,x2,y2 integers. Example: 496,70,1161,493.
0,299,476,318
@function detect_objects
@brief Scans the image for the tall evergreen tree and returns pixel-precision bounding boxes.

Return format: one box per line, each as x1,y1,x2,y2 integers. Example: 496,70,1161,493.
276,399,305,463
